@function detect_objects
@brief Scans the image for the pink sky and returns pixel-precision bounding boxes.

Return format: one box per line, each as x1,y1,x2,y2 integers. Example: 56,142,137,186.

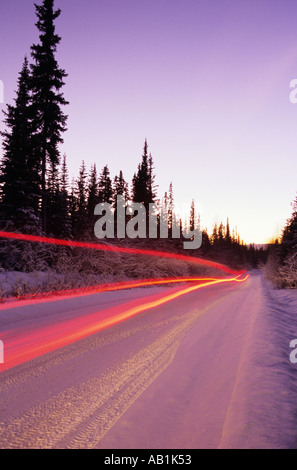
1,0,297,243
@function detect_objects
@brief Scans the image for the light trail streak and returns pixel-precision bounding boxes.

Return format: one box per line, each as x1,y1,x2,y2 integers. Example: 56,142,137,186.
0,276,227,310
0,274,249,372
0,231,246,275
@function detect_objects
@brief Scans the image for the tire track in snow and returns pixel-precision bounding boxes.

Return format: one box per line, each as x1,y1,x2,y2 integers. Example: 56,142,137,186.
217,275,260,447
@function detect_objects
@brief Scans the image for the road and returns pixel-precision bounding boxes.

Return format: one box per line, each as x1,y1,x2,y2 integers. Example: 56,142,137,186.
0,271,296,449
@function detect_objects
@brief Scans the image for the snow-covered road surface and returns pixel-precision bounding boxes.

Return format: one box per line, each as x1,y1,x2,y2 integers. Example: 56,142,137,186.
0,271,297,449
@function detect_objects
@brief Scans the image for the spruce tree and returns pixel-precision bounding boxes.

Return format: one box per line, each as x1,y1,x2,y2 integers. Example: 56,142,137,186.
0,57,41,234
112,171,129,240
47,154,72,239
212,223,219,247
218,222,225,247
46,162,59,236
168,182,174,238
72,161,88,240
113,170,129,204
189,200,196,233
225,217,231,245
98,165,113,204
148,152,157,206
30,0,68,234
132,140,156,209
87,164,100,238
59,154,72,239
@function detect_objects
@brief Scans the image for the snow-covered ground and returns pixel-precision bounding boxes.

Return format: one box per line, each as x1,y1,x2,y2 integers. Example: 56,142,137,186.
0,270,297,449
0,270,130,299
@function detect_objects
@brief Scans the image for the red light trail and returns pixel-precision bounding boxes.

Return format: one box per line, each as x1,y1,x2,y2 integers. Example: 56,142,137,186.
0,231,245,275
0,274,249,372
0,276,222,309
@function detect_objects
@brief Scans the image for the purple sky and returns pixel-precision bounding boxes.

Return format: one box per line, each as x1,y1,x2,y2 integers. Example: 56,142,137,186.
1,0,297,243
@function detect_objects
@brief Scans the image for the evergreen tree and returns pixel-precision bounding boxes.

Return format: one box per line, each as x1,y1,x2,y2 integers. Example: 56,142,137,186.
225,217,231,245
131,140,157,238
201,229,211,254
48,154,72,239
113,170,129,239
189,200,196,233
0,57,41,234
87,164,98,211
113,170,129,204
218,222,225,246
30,0,68,234
168,182,174,237
148,152,157,206
59,154,72,239
46,162,59,236
281,195,297,258
71,161,88,239
98,165,113,204
87,164,100,238
132,139,156,209
211,223,218,247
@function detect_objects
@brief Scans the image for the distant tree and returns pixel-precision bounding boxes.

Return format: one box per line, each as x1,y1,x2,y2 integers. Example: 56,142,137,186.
113,170,129,238
131,140,157,238
281,195,297,258
98,165,113,204
48,154,72,239
201,229,211,253
58,154,72,239
148,152,157,206
211,223,218,247
71,161,88,239
189,200,196,233
168,182,174,237
87,164,99,237
132,140,156,209
113,170,129,204
225,218,231,245
46,162,59,236
30,0,68,234
218,222,225,246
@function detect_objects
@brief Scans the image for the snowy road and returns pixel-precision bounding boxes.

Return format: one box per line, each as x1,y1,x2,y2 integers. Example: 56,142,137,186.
1,271,297,449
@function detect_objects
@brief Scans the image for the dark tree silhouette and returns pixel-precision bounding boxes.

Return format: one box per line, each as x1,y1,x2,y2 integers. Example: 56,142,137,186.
0,57,41,234
98,165,113,204
30,0,68,234
132,139,156,209
71,161,88,240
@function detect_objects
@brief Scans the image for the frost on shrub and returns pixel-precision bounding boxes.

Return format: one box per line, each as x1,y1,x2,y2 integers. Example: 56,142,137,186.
0,238,49,272
278,251,297,288
263,251,282,288
263,248,297,289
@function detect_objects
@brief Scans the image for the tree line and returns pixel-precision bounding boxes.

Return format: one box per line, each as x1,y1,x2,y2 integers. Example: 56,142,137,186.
0,0,262,273
264,195,297,287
